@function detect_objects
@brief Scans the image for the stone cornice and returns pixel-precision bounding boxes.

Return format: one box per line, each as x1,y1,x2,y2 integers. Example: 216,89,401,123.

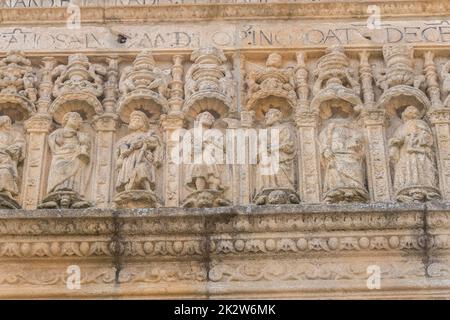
0,1,448,25
0,203,447,259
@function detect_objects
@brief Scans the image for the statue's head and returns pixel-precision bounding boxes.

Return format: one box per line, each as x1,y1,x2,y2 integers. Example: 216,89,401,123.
0,115,12,130
266,53,282,68
402,106,420,121
265,108,282,126
129,111,149,132
196,111,215,128
62,112,83,130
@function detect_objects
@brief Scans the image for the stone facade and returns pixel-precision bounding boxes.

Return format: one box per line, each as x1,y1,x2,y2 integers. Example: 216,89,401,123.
1,0,450,299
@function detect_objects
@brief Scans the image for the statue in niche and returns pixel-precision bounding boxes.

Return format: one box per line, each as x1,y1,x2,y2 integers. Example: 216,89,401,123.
183,111,230,208
114,111,163,209
319,112,368,203
389,106,441,202
0,115,25,209
254,108,300,205
39,112,91,209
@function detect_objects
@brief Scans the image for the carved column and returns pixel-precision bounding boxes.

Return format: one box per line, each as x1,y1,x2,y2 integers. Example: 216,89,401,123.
161,114,184,207
22,114,53,209
423,51,443,109
161,55,186,207
359,51,392,202
295,112,321,203
428,109,450,201
362,110,392,202
295,52,321,203
92,114,118,208
359,51,375,109
21,56,57,209
239,110,255,205
91,57,119,208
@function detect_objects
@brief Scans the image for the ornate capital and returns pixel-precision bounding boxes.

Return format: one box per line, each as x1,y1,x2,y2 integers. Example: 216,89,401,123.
24,113,53,133
295,111,320,127
161,113,185,130
428,108,450,124
362,109,387,126
92,113,119,132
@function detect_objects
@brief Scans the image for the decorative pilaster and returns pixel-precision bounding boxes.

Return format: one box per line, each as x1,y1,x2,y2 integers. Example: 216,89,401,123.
428,109,450,201
362,110,392,202
22,114,53,209
92,113,118,208
161,114,185,207
239,110,255,205
295,111,321,203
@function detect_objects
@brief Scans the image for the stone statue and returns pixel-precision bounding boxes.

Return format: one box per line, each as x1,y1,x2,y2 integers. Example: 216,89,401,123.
319,117,368,203
114,110,163,208
0,115,25,209
254,108,299,205
40,112,91,209
389,106,441,202
183,111,230,208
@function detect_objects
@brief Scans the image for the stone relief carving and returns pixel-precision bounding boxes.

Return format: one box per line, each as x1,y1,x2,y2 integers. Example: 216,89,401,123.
0,51,37,120
0,116,26,209
254,108,299,205
114,111,163,209
246,53,296,119
39,112,92,209
118,51,170,122
389,106,441,202
183,111,230,208
319,116,368,203
0,44,448,209
183,47,235,119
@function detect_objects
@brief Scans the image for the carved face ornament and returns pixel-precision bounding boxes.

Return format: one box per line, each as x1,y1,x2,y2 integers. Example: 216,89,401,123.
62,112,82,130
129,111,149,132
265,108,282,126
196,111,215,128
402,106,420,122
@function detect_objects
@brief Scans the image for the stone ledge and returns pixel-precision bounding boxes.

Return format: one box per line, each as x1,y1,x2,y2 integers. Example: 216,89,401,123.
0,1,448,25
0,203,449,298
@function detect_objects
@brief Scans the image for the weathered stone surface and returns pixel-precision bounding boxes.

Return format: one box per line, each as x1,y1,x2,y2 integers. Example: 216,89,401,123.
1,0,450,299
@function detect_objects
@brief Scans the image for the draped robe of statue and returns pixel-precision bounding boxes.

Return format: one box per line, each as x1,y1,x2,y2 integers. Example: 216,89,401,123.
116,130,162,193
47,126,91,196
319,119,368,202
0,122,25,198
389,111,440,201
185,128,224,191
257,121,296,192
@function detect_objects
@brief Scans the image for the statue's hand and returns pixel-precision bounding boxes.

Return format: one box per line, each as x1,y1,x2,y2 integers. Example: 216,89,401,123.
78,152,90,164
323,149,335,161
389,147,399,162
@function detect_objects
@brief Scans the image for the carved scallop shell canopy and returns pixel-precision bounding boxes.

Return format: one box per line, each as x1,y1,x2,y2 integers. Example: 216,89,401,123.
0,96,35,122
311,85,363,120
118,92,167,124
250,95,294,121
183,96,228,123
49,92,103,124
377,85,431,119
